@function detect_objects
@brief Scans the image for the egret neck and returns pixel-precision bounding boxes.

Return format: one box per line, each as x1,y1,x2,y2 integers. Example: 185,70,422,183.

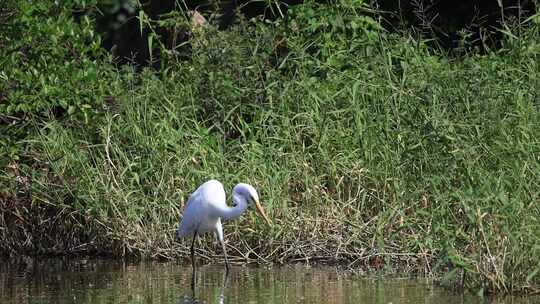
219,193,248,221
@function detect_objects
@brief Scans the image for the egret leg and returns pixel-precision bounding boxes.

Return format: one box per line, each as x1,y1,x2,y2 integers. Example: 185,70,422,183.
220,238,230,275
190,230,198,290
215,220,230,275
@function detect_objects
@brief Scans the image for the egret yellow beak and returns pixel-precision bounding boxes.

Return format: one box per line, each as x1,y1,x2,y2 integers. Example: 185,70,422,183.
254,201,272,226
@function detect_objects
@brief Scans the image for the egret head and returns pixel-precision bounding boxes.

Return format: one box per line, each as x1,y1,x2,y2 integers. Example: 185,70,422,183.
233,183,272,226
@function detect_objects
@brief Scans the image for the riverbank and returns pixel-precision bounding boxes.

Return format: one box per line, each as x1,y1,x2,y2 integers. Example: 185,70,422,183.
1,1,539,295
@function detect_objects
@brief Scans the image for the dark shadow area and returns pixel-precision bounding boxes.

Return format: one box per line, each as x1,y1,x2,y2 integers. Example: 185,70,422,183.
373,0,537,53
96,0,187,68
94,0,315,67
94,0,537,67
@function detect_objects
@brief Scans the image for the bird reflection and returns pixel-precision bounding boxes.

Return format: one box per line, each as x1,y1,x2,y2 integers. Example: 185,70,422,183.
179,269,229,304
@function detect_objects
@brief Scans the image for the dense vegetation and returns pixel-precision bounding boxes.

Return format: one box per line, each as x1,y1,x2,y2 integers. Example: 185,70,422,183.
1,0,539,295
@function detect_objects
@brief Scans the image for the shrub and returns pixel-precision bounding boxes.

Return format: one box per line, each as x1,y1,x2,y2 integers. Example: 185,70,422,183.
0,1,122,164
0,1,120,120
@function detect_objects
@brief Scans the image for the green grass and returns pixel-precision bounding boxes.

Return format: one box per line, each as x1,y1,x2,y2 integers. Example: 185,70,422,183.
1,0,540,295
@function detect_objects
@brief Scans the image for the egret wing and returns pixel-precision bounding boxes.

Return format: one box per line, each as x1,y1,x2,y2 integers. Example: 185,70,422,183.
176,180,226,237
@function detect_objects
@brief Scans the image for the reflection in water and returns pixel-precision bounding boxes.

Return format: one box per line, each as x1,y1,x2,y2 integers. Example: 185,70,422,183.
185,269,228,304
0,259,539,304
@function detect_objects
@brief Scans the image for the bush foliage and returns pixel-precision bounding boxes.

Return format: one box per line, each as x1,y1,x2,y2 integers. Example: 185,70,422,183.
0,1,119,118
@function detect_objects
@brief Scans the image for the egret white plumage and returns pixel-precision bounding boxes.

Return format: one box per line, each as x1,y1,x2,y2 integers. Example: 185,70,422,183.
176,179,272,275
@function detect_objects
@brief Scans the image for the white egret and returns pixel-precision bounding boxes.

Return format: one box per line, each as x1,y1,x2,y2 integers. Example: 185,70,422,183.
176,179,272,276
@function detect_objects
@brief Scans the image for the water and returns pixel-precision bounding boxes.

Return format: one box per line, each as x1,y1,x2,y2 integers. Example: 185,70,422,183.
0,259,537,304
